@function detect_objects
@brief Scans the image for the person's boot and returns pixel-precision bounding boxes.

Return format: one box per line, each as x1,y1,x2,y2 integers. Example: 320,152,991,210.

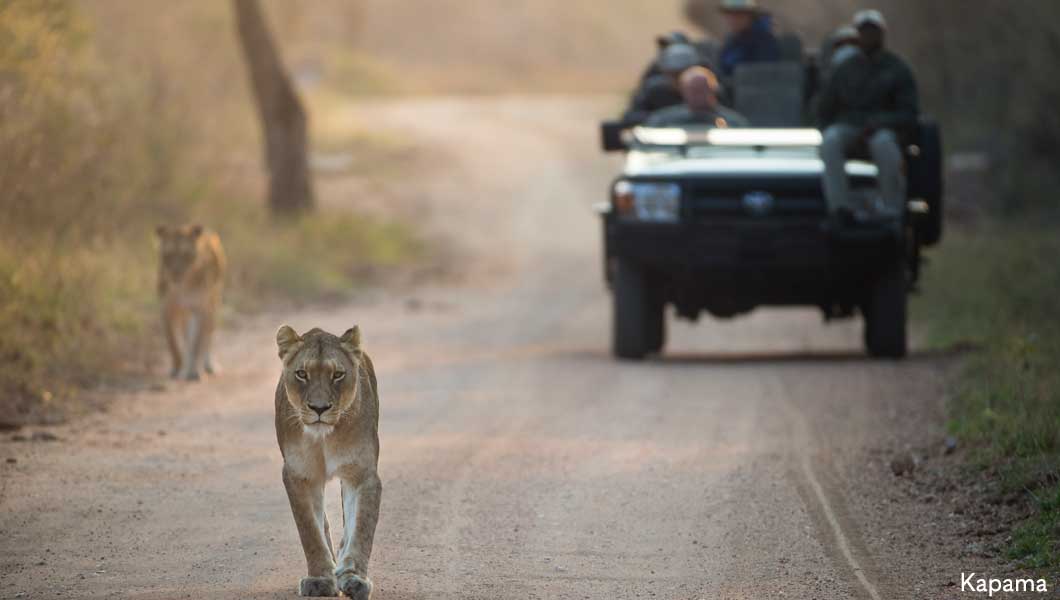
868,207,904,239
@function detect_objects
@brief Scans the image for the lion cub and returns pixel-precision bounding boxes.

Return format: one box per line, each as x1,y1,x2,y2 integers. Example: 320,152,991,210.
156,224,226,381
275,325,382,599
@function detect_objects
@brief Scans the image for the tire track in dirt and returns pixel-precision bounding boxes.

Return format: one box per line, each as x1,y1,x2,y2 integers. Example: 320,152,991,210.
782,393,890,600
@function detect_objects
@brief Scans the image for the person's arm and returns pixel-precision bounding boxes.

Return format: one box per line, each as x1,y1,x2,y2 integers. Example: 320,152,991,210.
868,61,919,131
644,107,670,127
727,112,751,128
637,60,661,85
623,86,652,124
816,75,839,128
719,37,737,76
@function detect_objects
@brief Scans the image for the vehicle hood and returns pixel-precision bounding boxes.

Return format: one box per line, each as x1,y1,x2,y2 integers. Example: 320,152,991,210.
622,148,879,179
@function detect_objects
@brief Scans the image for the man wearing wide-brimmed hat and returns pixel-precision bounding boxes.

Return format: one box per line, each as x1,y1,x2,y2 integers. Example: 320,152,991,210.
717,0,780,77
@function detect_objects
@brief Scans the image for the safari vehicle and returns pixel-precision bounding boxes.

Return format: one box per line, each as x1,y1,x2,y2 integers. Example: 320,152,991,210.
596,119,943,360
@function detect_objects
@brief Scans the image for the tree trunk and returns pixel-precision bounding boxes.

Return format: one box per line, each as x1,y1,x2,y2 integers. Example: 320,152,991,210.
233,0,314,214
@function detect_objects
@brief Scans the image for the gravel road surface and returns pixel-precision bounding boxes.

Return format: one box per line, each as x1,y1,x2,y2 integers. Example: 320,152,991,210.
0,97,964,600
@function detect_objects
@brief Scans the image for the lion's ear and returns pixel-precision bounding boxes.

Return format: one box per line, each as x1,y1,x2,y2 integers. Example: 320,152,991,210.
340,326,361,354
276,325,303,361
189,224,204,238
155,225,169,238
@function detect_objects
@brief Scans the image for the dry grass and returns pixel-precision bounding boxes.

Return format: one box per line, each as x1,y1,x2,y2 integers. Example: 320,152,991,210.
0,2,421,424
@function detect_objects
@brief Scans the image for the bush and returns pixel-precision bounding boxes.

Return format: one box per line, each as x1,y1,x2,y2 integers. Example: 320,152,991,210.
915,222,1060,569
0,2,421,423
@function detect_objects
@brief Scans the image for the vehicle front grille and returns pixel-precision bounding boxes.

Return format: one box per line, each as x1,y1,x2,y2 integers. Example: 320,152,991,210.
686,193,826,218
685,188,828,220
680,174,878,220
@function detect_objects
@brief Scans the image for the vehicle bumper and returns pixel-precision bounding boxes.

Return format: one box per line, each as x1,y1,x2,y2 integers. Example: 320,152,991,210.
605,218,856,269
603,217,901,306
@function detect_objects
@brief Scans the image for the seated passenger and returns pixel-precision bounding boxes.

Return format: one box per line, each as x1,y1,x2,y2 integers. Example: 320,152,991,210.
623,43,702,124
646,67,750,128
817,10,919,227
827,25,861,73
633,32,693,84
655,31,693,56
717,0,781,78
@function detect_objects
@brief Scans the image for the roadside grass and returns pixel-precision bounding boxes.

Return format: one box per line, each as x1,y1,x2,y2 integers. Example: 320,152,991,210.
0,180,423,425
914,221,1060,570
0,2,423,424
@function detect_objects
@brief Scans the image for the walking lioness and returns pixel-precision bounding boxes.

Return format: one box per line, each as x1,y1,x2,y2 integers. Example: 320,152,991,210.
275,325,381,599
156,224,225,381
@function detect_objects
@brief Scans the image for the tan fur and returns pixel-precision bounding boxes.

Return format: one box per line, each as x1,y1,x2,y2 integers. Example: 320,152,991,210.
275,325,381,599
156,224,226,381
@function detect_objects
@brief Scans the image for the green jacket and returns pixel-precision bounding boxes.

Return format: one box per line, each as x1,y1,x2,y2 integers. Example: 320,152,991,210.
816,49,919,136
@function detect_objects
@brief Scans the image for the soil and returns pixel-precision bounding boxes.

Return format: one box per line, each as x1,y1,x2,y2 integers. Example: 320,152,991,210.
0,97,1036,600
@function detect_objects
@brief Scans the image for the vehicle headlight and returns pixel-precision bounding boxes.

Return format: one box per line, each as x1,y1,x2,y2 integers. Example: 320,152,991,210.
612,181,681,223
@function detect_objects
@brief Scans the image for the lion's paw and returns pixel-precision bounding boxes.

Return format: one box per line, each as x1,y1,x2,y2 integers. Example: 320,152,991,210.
299,576,338,597
336,571,372,600
204,357,220,375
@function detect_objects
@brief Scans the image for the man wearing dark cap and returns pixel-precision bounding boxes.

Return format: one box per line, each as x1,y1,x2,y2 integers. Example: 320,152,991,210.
828,25,861,71
657,31,692,51
817,9,919,227
623,43,703,124
646,67,749,128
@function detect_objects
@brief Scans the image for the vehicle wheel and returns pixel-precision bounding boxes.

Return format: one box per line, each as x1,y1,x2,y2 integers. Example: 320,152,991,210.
612,259,649,360
645,285,666,355
863,258,908,358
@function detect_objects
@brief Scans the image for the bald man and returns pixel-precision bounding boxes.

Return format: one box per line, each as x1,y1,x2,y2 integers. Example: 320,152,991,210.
646,67,749,127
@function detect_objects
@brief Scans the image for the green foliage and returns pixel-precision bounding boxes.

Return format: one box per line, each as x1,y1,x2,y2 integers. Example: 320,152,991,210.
877,1,1060,209
915,223,1060,569
216,203,422,308
1009,485,1060,570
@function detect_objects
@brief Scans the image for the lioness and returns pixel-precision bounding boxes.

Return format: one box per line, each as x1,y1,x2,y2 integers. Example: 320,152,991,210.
156,224,225,381
275,325,381,599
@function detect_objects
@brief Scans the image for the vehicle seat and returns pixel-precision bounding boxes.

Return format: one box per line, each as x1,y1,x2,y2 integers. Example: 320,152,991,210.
777,33,804,62
732,62,804,128
694,39,721,69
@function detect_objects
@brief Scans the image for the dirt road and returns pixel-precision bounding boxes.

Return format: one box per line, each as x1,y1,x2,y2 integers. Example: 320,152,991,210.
1,98,966,599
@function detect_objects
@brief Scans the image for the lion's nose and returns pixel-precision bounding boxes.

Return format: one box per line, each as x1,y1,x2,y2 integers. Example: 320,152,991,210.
309,404,331,416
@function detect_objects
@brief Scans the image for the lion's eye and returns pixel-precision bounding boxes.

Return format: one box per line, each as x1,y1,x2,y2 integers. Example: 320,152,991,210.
294,370,308,381
332,371,345,382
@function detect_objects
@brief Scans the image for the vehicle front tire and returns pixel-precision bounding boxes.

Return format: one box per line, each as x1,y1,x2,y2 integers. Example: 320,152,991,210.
645,284,666,355
863,258,908,359
613,259,649,360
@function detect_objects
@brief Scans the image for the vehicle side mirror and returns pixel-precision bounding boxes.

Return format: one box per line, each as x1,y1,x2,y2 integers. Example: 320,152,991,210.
600,121,629,153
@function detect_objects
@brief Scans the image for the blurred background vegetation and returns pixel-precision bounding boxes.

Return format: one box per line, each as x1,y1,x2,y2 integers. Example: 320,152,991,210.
0,1,426,422
0,0,689,423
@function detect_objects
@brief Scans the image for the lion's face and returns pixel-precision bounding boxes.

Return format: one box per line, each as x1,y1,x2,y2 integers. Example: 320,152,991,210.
156,224,203,278
276,326,363,434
